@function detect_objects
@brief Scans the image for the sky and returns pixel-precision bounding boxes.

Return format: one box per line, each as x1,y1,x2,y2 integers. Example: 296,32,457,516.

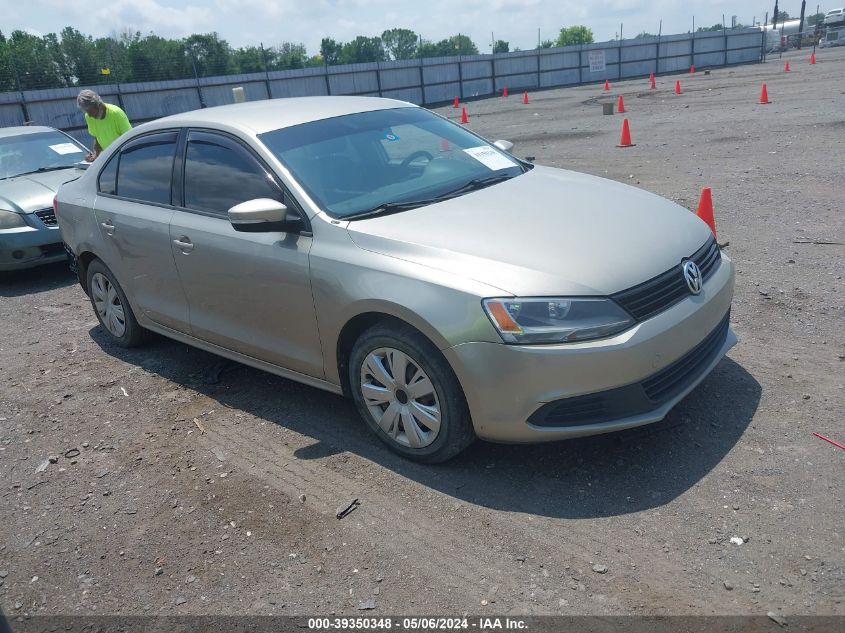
4,1,833,55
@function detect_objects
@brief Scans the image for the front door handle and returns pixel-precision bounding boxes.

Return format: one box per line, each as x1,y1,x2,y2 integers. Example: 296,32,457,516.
100,220,115,235
173,237,194,253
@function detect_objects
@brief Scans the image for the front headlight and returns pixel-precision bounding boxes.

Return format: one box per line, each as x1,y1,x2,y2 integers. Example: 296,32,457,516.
483,297,635,344
0,210,27,230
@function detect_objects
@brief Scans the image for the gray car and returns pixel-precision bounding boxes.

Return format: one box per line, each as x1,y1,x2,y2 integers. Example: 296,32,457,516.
1,126,89,271
56,97,736,462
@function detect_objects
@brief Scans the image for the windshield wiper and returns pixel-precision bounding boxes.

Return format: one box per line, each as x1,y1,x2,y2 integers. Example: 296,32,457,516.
437,173,516,199
15,165,78,177
344,174,516,221
345,199,438,221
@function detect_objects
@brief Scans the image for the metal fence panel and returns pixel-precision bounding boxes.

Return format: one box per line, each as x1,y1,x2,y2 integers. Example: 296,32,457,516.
620,60,657,78
202,81,269,107
380,67,421,90
270,76,330,98
494,55,537,76
0,104,26,127
621,43,658,62
328,71,379,95
540,69,580,87
123,89,202,120
381,87,424,104
460,60,492,81
494,73,538,91
694,34,727,53
424,82,461,103
462,78,493,97
539,50,580,71
729,32,764,48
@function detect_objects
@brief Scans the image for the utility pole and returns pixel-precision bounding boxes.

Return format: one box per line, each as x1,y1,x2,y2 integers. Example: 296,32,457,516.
798,0,807,49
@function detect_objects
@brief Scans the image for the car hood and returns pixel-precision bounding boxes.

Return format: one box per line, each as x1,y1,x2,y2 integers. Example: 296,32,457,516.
0,169,82,213
346,165,713,296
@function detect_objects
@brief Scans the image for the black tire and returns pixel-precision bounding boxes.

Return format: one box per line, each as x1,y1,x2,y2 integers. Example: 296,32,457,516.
349,322,475,463
85,259,148,348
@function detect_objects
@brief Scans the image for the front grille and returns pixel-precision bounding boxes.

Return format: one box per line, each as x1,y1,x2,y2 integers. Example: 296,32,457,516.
528,310,731,428
35,208,57,227
642,310,730,402
612,235,721,321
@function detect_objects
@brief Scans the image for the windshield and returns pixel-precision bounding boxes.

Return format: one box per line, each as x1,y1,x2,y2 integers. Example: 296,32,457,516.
259,107,526,219
0,131,87,180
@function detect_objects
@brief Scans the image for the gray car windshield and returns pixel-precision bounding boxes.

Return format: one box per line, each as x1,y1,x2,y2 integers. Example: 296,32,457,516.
259,107,526,219
0,131,87,180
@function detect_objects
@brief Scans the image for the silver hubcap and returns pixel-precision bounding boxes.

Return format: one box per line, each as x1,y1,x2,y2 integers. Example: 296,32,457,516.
91,272,126,338
360,347,442,449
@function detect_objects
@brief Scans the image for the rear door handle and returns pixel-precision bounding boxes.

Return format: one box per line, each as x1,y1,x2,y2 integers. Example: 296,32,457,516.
100,220,115,235
173,237,194,253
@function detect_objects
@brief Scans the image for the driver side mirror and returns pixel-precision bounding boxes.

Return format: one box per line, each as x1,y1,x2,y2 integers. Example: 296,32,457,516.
493,140,514,153
228,198,305,234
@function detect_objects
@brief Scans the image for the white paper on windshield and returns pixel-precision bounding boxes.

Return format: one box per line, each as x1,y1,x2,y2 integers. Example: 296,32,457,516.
49,143,83,155
463,146,517,171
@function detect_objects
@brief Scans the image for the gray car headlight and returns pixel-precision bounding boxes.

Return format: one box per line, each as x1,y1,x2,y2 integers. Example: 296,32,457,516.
483,297,635,344
0,210,27,230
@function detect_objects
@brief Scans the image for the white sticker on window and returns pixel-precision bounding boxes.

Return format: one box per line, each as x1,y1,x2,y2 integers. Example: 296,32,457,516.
463,146,517,171
49,143,83,155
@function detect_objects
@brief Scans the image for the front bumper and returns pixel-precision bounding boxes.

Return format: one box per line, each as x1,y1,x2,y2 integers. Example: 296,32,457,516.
0,226,65,271
444,254,736,442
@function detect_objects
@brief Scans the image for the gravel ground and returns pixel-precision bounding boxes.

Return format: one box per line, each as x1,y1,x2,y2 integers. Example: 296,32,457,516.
1,47,843,621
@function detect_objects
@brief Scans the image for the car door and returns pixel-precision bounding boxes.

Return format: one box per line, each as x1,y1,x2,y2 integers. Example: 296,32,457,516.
93,131,190,332
169,129,324,379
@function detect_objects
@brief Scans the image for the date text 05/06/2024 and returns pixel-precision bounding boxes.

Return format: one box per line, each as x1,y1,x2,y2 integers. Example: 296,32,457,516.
307,617,529,630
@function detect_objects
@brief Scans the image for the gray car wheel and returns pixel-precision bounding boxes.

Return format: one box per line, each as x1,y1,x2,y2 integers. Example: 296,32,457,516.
350,323,475,462
86,259,147,348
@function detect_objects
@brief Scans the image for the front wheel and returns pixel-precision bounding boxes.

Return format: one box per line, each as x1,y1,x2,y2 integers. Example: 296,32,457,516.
349,323,475,463
86,259,147,348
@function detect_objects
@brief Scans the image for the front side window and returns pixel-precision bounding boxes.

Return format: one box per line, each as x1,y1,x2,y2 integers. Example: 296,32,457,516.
115,132,177,204
183,132,282,215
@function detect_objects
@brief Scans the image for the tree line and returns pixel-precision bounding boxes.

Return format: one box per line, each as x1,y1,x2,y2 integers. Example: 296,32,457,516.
0,25,595,92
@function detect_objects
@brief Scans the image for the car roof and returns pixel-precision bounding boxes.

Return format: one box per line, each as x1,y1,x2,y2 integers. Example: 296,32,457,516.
151,96,417,136
0,125,61,139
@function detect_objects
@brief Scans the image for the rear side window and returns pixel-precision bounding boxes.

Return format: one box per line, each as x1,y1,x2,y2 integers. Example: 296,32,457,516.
98,155,118,195
183,131,281,215
115,132,177,204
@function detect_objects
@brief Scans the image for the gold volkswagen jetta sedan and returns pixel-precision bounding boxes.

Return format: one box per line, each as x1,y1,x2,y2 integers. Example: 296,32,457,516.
56,97,736,462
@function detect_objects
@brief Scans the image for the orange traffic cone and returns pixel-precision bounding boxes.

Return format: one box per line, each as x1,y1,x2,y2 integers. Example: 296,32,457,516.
617,94,626,113
810,52,816,64
440,138,450,152
617,118,635,148
674,80,682,95
522,91,529,104
649,72,656,89
759,83,771,104
690,64,696,73
696,187,717,237
784,61,790,72
502,86,508,97
604,79,611,91
453,96,459,108
460,107,468,123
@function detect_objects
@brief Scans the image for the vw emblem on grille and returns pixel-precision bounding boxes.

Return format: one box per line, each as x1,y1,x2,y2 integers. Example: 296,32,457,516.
683,260,702,295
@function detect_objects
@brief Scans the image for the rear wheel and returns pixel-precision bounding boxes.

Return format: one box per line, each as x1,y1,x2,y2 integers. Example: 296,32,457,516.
349,323,475,463
86,259,147,348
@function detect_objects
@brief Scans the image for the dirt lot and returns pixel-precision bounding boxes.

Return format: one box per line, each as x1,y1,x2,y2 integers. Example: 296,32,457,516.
1,47,844,622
